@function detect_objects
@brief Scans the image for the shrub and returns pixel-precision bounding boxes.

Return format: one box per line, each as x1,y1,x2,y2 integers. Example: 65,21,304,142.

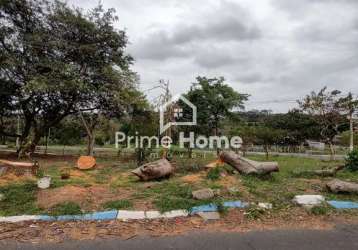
345,148,358,171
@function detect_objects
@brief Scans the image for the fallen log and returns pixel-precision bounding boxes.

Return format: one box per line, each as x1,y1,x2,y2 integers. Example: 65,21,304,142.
219,151,279,175
0,159,39,175
326,179,358,194
292,165,344,177
131,158,175,181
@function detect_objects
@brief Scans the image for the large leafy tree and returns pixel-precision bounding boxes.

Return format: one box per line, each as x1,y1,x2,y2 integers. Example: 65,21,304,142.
299,87,346,159
0,0,135,156
185,76,248,137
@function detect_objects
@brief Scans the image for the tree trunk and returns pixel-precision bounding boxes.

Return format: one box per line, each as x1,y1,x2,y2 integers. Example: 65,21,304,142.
264,145,269,160
87,134,95,156
327,179,358,194
131,158,175,181
219,151,279,175
328,142,336,161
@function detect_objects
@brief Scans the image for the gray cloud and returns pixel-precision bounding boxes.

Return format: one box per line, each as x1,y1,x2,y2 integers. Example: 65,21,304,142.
70,0,358,112
131,1,261,61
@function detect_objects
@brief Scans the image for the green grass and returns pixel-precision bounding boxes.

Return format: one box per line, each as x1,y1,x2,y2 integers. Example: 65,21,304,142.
310,204,332,215
139,180,217,212
207,167,221,180
47,202,82,216
241,155,358,205
0,182,42,216
103,199,133,210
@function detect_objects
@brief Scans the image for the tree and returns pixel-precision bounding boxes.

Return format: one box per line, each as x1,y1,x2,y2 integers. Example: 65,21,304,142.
185,76,248,152
264,109,320,152
251,126,286,159
337,92,358,152
299,87,346,160
0,0,134,157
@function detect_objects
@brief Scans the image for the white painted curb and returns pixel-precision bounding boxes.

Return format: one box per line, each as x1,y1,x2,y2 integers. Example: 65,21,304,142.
0,215,39,223
116,210,189,220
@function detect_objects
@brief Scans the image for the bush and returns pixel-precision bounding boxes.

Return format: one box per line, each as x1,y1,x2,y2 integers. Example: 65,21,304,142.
345,148,358,171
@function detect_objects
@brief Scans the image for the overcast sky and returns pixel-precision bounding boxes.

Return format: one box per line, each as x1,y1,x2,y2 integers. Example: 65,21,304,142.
68,0,358,113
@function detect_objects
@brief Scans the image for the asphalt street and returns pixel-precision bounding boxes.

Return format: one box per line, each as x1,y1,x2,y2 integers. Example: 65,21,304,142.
1,224,358,250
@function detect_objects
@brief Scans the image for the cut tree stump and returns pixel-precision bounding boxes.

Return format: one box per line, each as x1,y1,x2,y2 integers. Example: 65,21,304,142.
219,151,279,175
77,156,96,170
131,158,174,181
326,179,358,194
0,159,39,175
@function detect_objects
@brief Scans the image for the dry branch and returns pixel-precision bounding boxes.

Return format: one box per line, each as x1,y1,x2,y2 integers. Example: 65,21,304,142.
219,151,279,175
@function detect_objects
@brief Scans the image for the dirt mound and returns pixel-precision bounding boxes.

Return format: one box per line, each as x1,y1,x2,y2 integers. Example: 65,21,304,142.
37,186,88,209
37,185,134,210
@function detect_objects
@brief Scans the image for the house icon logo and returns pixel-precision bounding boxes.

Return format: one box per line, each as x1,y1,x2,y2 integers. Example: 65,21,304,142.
159,94,197,134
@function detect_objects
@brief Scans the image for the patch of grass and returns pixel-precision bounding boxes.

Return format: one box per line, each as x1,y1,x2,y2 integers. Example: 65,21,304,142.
207,167,221,180
143,180,216,212
0,182,42,216
48,202,82,216
245,205,266,220
110,175,137,189
103,199,133,210
310,205,331,215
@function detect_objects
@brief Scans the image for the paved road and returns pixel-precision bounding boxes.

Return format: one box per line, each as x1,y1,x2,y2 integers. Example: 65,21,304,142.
2,224,358,250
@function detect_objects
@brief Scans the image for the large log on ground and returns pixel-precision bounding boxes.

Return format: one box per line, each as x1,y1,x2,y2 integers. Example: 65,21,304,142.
293,165,344,177
219,151,279,175
131,158,174,181
326,179,358,194
0,159,39,175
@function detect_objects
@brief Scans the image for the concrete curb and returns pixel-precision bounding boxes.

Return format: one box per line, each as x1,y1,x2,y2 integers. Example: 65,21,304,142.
5,198,358,223
0,200,249,223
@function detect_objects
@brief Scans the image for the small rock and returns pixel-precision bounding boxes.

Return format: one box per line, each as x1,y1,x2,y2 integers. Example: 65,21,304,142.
192,188,214,200
258,202,272,209
197,212,221,221
0,193,5,201
292,195,325,207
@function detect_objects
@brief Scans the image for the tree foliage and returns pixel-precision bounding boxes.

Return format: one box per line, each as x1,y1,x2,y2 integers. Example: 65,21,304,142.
0,0,136,155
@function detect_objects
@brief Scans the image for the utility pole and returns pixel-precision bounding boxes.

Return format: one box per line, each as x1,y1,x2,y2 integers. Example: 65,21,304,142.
346,92,357,152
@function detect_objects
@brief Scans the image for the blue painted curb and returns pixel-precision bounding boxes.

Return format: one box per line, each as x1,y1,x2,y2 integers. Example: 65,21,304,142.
190,200,249,214
327,200,358,209
38,210,118,221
